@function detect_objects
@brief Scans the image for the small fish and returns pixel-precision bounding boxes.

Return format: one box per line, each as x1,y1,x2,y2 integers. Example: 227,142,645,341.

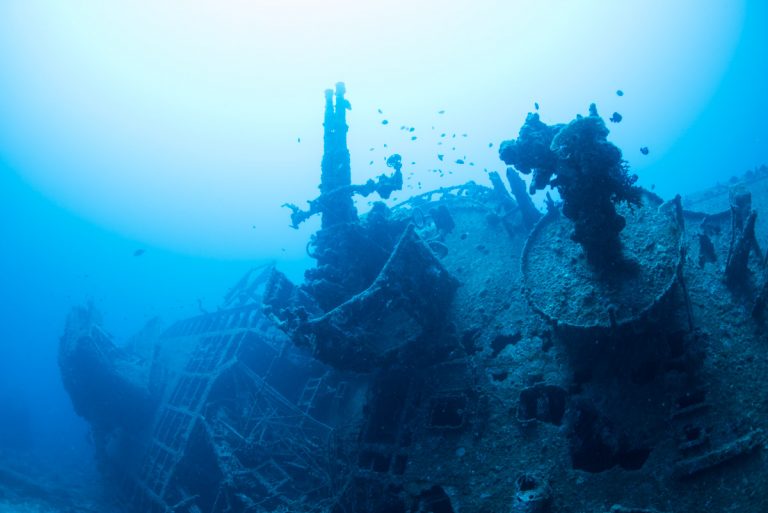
369,147,374,151
488,142,494,148
534,102,540,110
377,108,383,114
616,90,624,97
438,154,444,161
640,146,649,155
133,249,145,257
381,119,389,125
609,112,623,123
369,160,374,165
462,133,467,137
411,136,417,140
455,159,465,165
297,137,301,143
440,133,446,138
438,110,445,114
409,127,415,132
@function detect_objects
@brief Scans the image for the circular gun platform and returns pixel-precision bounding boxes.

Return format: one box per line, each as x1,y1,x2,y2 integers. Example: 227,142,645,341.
522,191,684,331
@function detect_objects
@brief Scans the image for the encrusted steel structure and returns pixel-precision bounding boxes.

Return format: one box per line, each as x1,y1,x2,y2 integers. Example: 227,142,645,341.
59,86,768,513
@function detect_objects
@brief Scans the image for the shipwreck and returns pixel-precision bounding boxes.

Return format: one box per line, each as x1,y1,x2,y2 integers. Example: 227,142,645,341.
59,84,768,513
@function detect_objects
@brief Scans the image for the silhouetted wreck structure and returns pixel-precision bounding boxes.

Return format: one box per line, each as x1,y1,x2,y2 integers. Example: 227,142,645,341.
59,87,768,513
273,82,457,371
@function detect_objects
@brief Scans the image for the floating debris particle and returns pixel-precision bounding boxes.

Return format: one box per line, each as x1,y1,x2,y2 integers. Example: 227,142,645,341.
609,112,623,123
640,146,649,155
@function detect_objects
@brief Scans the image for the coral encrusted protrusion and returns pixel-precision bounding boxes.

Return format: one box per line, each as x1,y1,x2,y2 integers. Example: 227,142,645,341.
500,104,642,267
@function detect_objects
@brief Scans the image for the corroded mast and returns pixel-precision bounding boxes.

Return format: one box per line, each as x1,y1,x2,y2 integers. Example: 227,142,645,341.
284,82,402,230
320,82,356,228
280,83,404,310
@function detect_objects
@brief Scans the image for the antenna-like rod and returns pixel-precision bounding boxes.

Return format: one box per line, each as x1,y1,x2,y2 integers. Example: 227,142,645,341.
319,82,355,227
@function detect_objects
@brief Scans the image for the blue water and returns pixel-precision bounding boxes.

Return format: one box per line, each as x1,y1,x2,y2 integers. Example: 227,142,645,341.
0,1,767,510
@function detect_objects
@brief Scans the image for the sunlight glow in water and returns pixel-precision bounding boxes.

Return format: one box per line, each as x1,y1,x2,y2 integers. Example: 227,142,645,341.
0,0,745,258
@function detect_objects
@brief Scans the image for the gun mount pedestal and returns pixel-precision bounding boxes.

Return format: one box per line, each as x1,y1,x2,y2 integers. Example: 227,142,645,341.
522,192,685,331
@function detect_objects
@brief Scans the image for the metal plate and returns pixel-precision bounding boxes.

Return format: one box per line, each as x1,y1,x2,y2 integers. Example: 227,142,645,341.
522,191,684,330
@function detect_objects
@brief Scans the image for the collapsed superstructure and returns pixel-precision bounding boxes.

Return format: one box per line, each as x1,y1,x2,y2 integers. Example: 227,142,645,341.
59,84,768,513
